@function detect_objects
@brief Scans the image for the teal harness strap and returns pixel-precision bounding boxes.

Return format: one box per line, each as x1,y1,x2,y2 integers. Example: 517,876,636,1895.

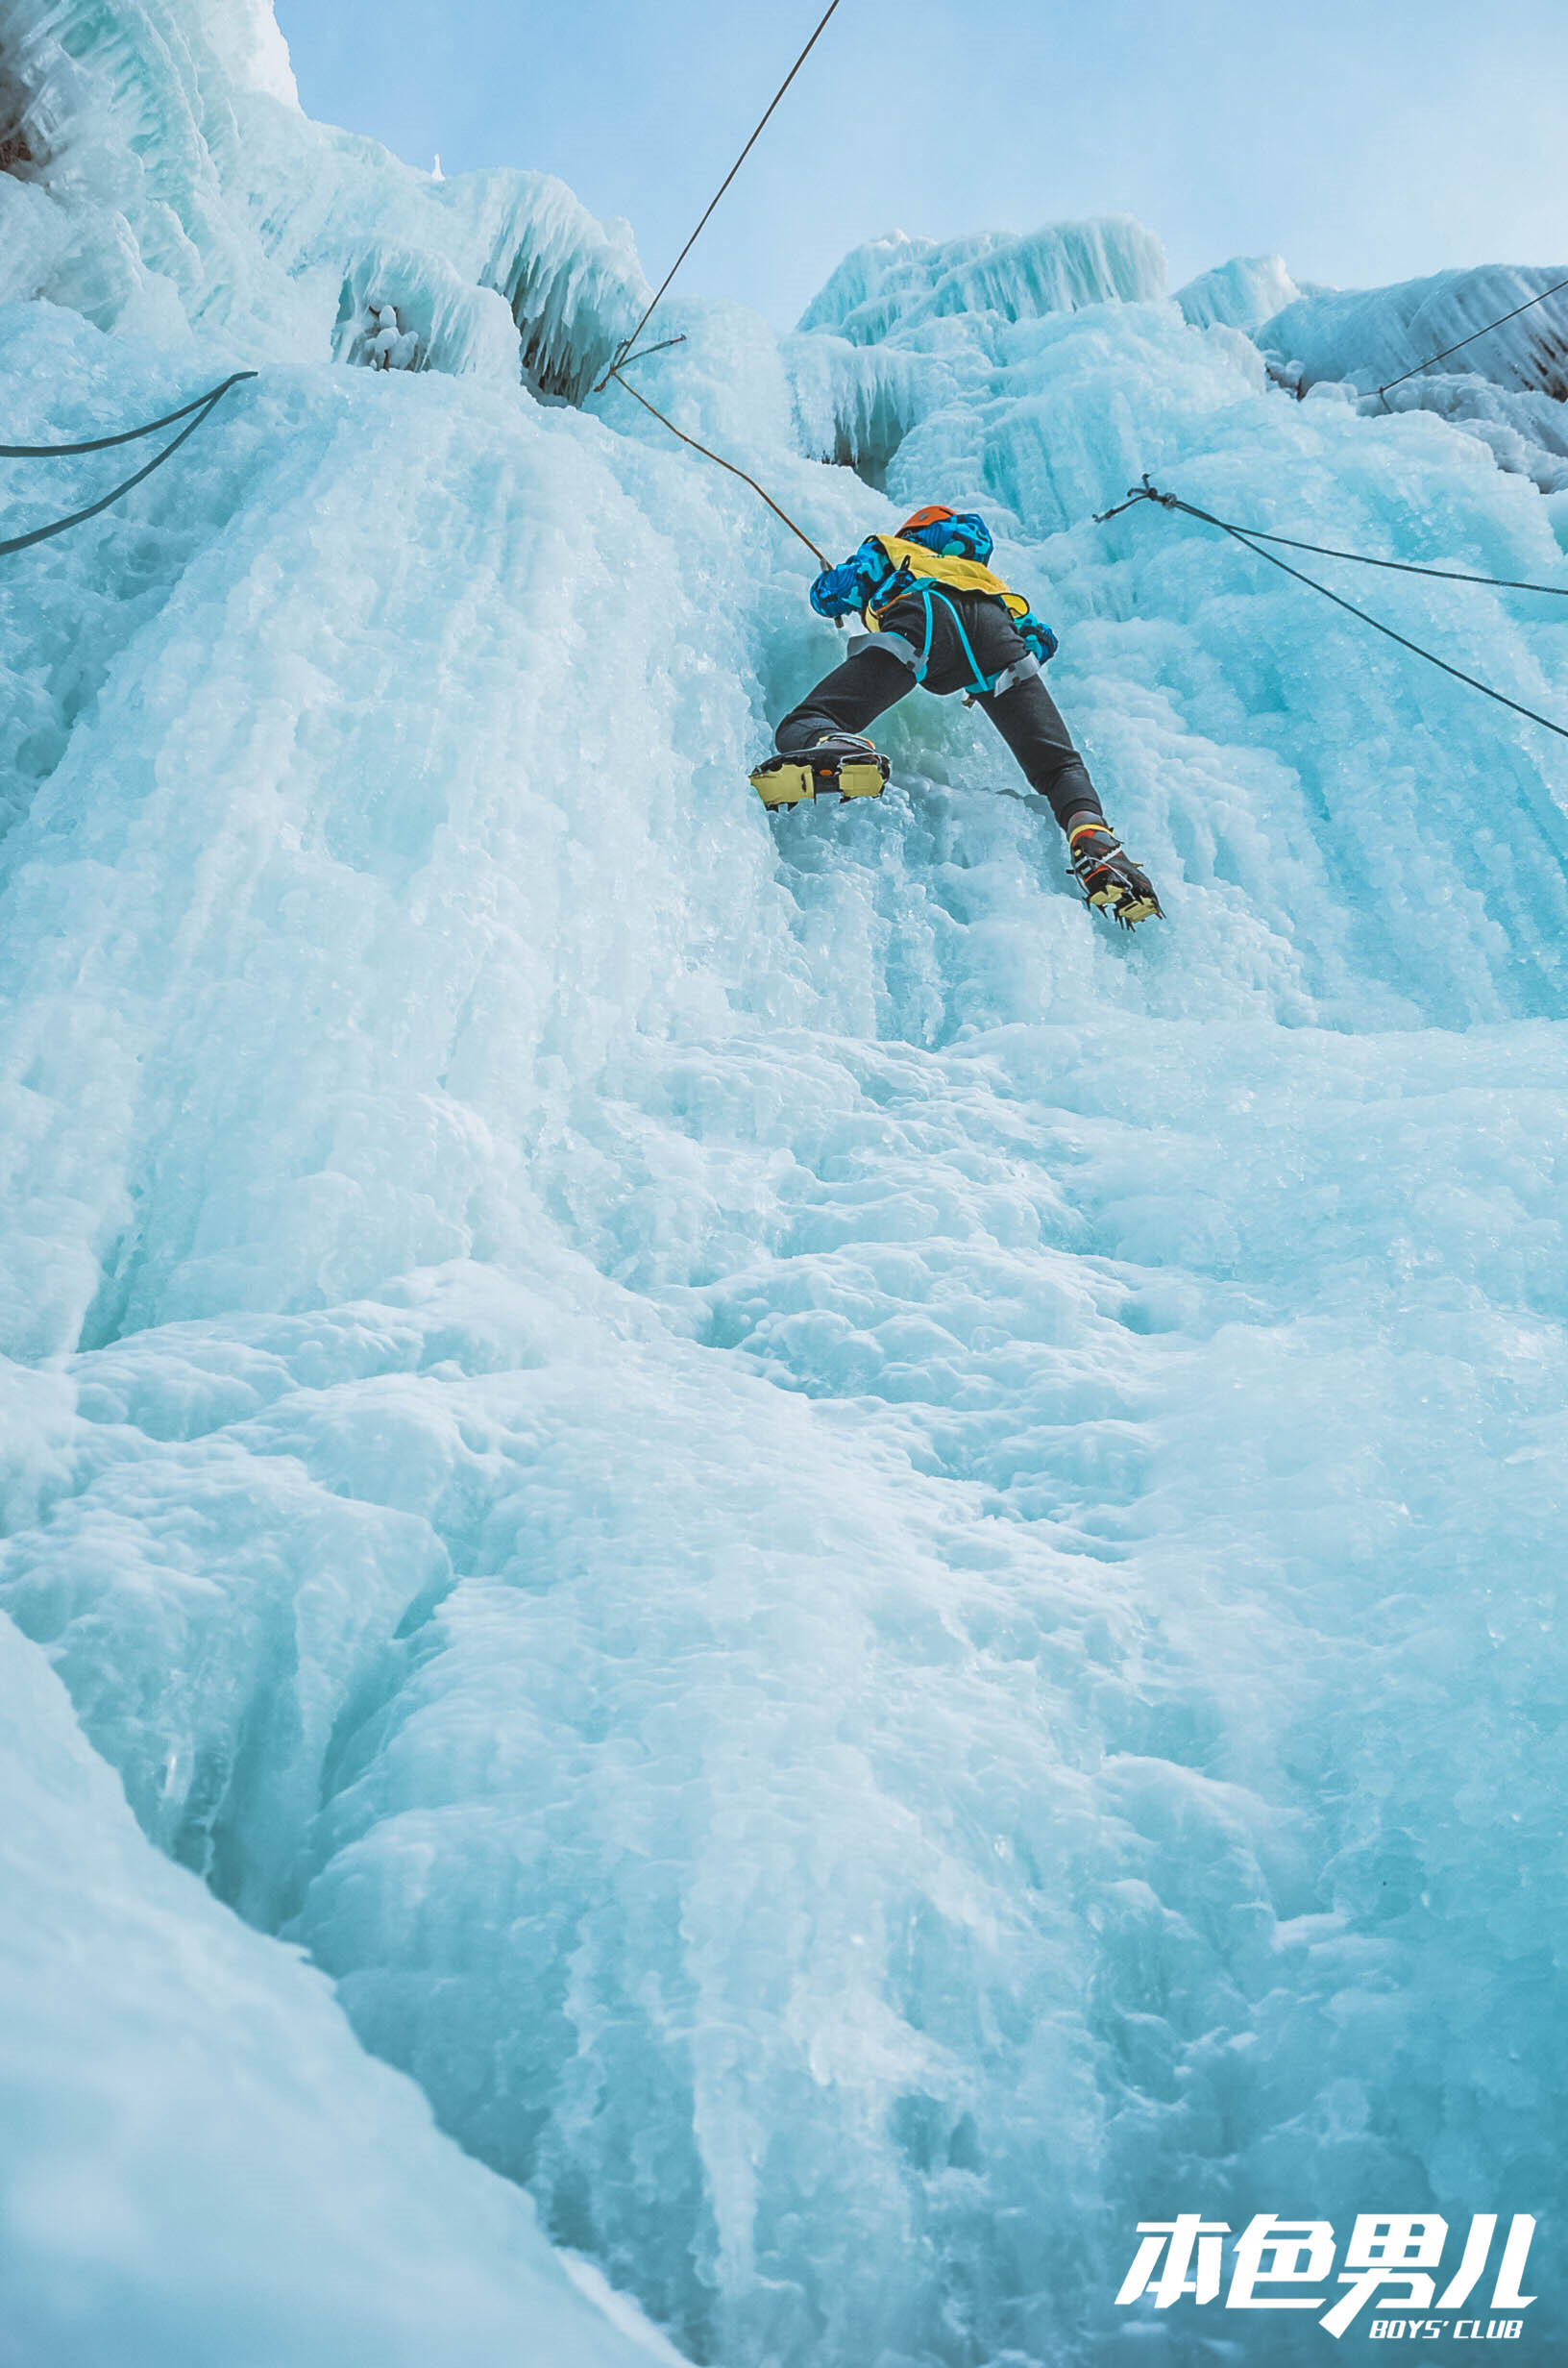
935,588,993,694
875,580,1036,700
910,585,937,682
914,584,1008,696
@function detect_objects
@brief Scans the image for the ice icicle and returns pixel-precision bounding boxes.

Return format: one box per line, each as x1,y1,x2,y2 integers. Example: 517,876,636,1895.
1260,262,1568,399
1258,262,1568,485
0,0,648,382
796,216,1168,345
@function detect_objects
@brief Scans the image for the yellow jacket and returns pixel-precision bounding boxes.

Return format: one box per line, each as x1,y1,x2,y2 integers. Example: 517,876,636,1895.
865,534,1031,626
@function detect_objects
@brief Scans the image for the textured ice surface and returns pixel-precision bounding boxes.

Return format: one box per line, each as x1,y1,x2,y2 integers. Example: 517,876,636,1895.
0,1614,677,2368
2,4,1567,2365
1259,263,1568,489
0,0,645,388
1261,264,1568,400
796,218,1167,346
1175,253,1305,333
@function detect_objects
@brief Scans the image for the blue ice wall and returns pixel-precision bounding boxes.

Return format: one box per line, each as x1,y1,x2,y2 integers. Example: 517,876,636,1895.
1,5,1565,2364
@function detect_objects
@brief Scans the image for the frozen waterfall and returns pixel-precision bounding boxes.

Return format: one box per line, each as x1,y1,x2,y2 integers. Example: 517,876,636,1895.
1,2,1565,2364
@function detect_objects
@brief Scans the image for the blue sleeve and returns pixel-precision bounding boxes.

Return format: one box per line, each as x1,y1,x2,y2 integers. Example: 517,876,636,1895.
1014,607,1059,663
810,538,891,619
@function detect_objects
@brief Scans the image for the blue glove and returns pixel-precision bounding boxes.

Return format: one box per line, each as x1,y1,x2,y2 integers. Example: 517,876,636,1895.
809,561,863,619
1016,610,1059,664
810,537,894,620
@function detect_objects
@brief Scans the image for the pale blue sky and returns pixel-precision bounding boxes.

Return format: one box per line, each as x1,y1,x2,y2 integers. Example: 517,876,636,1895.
275,0,1568,327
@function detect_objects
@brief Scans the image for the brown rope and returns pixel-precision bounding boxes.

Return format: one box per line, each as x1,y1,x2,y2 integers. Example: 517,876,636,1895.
594,0,845,392
606,368,830,567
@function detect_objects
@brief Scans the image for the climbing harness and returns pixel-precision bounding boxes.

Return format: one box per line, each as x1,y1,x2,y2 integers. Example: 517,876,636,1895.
852,580,1041,702
0,370,257,558
1096,477,1568,746
1374,275,1568,409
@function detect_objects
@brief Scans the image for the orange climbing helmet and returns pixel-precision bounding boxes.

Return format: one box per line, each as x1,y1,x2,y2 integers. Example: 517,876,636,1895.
897,504,957,536
892,506,994,564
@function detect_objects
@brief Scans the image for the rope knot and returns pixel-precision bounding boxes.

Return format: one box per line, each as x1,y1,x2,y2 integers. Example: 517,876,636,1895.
1093,475,1177,526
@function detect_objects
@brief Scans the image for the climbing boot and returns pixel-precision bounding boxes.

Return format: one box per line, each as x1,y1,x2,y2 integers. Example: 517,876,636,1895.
750,732,889,809
1067,819,1163,928
809,732,890,802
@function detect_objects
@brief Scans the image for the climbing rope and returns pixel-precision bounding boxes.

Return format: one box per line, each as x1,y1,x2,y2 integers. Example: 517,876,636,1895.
595,0,843,392
589,2,846,581
0,371,256,458
1095,478,1568,745
1375,274,1568,408
0,370,257,558
1095,477,1568,596
607,371,829,566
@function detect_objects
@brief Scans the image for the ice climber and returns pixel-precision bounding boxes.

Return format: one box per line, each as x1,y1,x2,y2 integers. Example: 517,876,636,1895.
753,505,1162,927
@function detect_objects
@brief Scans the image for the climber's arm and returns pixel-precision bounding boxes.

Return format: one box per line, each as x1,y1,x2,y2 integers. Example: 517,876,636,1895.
810,538,893,620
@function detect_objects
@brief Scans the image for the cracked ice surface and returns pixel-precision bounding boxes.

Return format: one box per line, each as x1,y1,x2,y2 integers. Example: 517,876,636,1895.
1,2,1567,2364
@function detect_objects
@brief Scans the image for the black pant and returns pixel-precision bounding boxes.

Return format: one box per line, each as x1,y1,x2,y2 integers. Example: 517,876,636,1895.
775,591,1103,832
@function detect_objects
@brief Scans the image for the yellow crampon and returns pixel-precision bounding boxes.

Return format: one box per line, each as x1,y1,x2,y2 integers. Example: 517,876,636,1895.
749,752,890,809
1091,877,1162,928
750,759,815,808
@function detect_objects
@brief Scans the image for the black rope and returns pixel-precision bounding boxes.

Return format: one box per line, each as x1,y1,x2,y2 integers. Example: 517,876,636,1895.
1096,480,1568,745
0,371,257,457
594,0,844,393
0,373,257,558
1094,477,1568,597
1376,274,1568,408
